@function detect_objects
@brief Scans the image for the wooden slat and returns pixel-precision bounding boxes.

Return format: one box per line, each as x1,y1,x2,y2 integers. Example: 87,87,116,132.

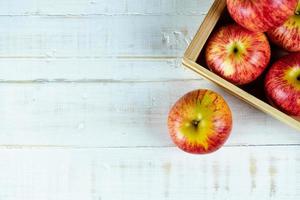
0,58,199,81
0,146,299,199
0,15,202,58
0,0,213,15
0,81,298,147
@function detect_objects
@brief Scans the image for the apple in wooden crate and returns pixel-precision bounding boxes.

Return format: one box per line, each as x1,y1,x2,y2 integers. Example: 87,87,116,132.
168,90,232,154
205,24,270,85
267,1,300,52
227,0,298,32
265,53,300,117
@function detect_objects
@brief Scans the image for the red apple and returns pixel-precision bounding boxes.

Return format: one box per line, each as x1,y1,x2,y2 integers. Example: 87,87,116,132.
227,0,298,32
267,1,300,52
265,53,300,117
205,24,271,85
168,89,232,154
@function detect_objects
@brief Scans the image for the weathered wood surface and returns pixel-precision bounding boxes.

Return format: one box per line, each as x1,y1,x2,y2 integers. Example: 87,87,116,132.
0,147,299,200
0,81,298,147
0,0,298,199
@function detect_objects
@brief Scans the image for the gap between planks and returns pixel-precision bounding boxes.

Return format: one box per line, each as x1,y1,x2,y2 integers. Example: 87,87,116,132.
0,13,207,17
0,144,300,150
0,79,201,84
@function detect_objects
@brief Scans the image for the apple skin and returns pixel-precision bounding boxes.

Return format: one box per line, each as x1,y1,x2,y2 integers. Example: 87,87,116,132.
227,0,298,32
205,24,271,85
265,53,300,117
267,2,300,52
168,89,232,154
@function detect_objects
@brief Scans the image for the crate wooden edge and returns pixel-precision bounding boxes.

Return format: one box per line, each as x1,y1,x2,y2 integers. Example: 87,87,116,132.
184,0,227,62
182,57,300,131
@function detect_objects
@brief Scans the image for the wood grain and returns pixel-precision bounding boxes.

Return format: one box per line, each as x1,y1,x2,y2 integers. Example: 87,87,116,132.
0,0,298,199
0,0,213,15
0,15,202,58
0,58,198,81
0,81,298,147
0,146,299,200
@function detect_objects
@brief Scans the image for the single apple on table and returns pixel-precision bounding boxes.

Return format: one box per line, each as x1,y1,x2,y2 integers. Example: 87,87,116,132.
267,1,300,52
227,0,298,32
265,53,300,117
168,89,232,154
205,24,271,85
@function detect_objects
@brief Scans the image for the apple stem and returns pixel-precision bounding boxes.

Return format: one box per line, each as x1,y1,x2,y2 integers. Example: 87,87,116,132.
296,11,300,16
297,75,300,81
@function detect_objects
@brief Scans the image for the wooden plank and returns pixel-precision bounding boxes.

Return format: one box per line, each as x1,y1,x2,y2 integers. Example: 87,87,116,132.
0,58,198,81
0,80,298,147
0,0,213,15
0,15,203,58
0,146,299,199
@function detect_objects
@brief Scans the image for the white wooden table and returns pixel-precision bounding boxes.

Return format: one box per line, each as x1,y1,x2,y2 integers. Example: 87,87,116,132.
0,0,299,199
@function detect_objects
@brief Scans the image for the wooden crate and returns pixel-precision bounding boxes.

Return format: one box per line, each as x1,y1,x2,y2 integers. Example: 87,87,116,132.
182,0,300,131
